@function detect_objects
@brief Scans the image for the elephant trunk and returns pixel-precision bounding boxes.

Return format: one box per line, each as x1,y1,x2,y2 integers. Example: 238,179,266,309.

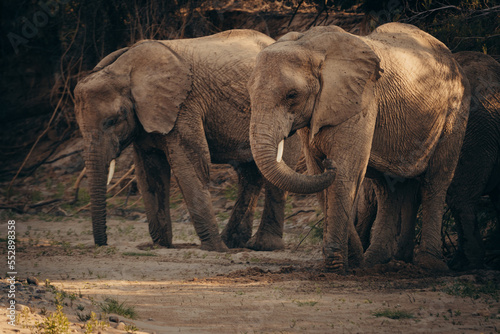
249,109,336,194
85,139,109,246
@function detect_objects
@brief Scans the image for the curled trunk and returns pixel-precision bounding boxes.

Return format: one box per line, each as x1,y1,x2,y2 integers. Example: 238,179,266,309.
250,111,336,194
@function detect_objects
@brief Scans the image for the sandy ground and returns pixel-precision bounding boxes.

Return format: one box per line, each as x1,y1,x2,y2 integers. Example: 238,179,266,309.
0,159,498,334
1,210,499,334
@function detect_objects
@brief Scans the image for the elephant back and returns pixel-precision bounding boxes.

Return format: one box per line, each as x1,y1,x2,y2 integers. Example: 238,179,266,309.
454,51,500,107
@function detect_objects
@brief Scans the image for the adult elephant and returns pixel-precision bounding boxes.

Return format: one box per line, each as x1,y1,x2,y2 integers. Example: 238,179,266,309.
354,52,500,270
248,23,470,272
74,29,300,251
446,51,500,269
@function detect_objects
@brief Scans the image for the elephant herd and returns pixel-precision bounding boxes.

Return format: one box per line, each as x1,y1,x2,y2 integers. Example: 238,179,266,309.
74,23,500,273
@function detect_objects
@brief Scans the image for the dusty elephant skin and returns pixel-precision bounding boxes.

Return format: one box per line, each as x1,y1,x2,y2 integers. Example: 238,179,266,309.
74,29,301,252
248,23,470,273
355,52,500,271
446,51,500,270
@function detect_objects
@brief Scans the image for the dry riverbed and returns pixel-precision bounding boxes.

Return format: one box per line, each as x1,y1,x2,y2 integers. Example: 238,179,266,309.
1,212,499,334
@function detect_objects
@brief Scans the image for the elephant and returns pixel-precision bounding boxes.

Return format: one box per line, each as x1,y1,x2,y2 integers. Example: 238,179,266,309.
354,177,420,264
247,22,470,273
444,51,500,269
74,29,300,252
354,51,500,270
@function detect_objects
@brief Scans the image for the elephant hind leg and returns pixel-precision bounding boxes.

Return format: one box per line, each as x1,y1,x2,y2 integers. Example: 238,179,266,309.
394,179,420,263
363,177,403,267
164,133,228,252
354,179,377,251
447,201,483,270
246,181,287,251
221,163,263,249
484,185,500,269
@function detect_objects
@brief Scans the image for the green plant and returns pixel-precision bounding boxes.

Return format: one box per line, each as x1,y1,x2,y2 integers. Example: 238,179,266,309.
78,188,91,204
224,184,238,201
37,293,70,333
99,298,137,319
31,190,43,202
84,312,108,334
443,279,499,300
373,308,414,320
55,182,66,199
125,323,139,333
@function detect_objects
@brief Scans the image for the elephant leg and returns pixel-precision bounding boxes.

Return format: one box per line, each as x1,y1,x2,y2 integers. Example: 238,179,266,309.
133,143,172,247
363,177,402,266
491,185,500,222
364,177,420,266
354,179,377,251
164,133,228,252
221,163,263,249
448,200,484,269
301,127,366,272
394,179,420,262
247,181,287,251
246,133,302,251
416,141,466,271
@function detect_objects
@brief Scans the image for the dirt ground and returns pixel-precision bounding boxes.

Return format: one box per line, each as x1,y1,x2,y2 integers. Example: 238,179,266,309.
1,148,500,334
1,206,499,333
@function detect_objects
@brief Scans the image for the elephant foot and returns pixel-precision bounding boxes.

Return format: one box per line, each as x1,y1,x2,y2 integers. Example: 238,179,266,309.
414,250,448,272
200,240,229,252
93,234,108,246
246,233,285,251
324,249,346,274
448,250,484,271
221,229,251,249
363,247,392,268
153,235,173,248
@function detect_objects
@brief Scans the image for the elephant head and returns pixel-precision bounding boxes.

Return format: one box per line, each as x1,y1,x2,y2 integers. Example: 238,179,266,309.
74,41,192,245
248,26,381,194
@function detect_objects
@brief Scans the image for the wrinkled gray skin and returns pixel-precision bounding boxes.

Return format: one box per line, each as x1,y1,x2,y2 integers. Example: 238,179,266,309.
248,23,470,272
447,51,500,269
354,178,420,264
355,51,500,270
74,29,300,251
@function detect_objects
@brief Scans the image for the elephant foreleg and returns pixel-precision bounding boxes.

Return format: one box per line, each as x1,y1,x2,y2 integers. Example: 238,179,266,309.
133,143,173,247
221,163,263,249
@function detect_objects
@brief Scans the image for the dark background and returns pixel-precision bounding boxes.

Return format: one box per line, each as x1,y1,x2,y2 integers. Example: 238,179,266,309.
0,0,498,181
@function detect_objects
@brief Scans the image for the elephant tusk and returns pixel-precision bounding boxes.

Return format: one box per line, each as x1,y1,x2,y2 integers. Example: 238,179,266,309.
107,159,116,186
276,140,284,163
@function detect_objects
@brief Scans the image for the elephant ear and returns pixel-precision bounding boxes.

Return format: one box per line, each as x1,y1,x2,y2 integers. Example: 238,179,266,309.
93,47,130,72
131,42,192,135
310,32,381,140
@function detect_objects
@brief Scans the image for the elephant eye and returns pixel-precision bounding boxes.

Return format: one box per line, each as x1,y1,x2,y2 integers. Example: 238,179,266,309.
286,90,299,100
103,116,119,129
